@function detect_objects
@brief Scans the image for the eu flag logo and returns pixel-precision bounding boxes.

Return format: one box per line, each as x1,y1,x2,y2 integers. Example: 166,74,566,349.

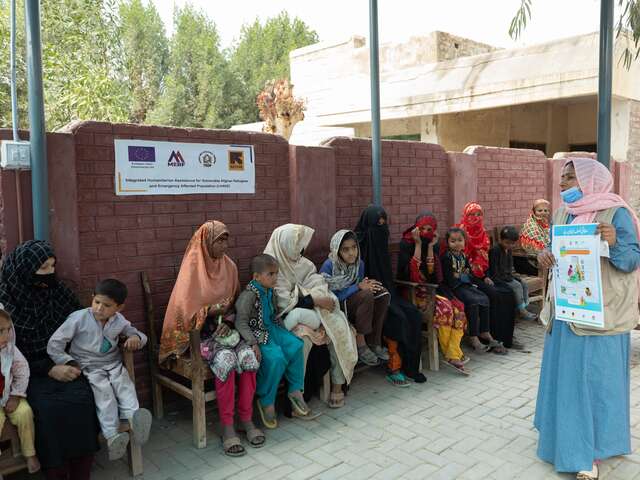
128,146,156,163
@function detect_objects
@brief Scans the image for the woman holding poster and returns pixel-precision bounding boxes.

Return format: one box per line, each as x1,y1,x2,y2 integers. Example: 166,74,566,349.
535,158,640,479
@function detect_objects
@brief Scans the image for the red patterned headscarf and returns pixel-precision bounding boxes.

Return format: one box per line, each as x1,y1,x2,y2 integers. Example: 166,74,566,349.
402,212,437,243
458,202,490,278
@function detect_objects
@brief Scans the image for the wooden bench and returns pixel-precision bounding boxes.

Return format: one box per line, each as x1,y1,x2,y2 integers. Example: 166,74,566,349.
142,272,334,448
0,421,27,478
141,272,216,449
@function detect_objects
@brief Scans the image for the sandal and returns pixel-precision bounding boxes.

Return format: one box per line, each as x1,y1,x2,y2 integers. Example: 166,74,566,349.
329,391,345,408
222,436,246,457
256,402,278,429
469,341,489,353
487,340,508,355
444,360,470,376
292,409,322,421
288,393,310,417
576,464,599,479
244,428,266,448
385,372,410,388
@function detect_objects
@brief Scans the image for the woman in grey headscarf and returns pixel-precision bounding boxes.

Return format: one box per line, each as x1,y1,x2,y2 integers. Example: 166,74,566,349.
320,230,390,367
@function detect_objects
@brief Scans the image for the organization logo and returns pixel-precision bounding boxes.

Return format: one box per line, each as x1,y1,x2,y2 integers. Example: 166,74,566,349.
199,151,216,167
228,150,245,171
168,150,185,167
127,146,155,163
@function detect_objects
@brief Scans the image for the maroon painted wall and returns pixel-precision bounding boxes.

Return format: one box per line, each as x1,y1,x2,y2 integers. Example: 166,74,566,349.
325,137,450,238
1,124,631,404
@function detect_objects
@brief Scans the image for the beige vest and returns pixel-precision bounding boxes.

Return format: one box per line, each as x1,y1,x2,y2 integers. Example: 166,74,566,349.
550,206,639,336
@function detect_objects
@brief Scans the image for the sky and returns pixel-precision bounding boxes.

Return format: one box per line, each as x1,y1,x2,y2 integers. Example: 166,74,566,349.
150,0,613,50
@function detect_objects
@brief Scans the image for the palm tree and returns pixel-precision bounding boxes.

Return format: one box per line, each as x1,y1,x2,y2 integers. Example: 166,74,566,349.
510,0,640,68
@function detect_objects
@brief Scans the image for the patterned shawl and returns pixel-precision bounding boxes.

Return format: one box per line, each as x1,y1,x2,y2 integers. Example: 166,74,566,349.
0,240,80,364
264,224,357,383
458,202,490,278
159,221,240,364
563,158,640,291
322,229,360,291
520,199,551,253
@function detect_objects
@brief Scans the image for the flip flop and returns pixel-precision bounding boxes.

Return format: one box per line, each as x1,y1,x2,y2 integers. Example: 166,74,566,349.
131,408,152,444
443,360,470,376
487,340,508,355
292,409,322,420
222,436,246,457
470,342,489,354
244,428,266,448
385,372,410,388
256,402,278,429
288,393,311,417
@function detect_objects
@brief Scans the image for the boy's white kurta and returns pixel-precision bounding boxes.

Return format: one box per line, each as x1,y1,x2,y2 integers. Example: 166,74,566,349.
47,308,147,439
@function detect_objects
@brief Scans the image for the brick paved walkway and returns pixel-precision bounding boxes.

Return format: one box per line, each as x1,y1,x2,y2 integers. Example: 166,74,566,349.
14,321,640,480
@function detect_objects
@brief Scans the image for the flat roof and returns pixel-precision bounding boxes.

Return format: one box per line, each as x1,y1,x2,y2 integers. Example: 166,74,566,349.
291,32,640,126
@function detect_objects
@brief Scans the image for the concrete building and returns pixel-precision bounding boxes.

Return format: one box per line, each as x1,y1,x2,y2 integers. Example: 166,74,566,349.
284,30,640,209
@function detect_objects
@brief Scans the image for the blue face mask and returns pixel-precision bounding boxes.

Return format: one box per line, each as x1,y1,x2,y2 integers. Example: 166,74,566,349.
560,186,584,204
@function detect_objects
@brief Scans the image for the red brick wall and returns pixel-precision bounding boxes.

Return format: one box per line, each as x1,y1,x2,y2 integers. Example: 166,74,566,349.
325,137,450,239
65,121,291,400
1,125,557,405
0,130,33,255
468,146,548,229
628,100,640,213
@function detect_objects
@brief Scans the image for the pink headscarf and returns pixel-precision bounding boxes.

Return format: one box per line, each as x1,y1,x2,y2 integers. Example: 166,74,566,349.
565,157,640,295
565,158,640,239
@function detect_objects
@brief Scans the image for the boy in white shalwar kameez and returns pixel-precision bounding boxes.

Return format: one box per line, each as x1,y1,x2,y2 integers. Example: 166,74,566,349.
47,279,152,461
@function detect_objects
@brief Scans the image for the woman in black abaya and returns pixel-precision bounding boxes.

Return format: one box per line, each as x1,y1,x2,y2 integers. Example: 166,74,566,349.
354,206,426,386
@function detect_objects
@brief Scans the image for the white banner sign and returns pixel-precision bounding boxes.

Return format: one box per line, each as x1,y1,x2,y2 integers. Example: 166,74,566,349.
114,139,255,195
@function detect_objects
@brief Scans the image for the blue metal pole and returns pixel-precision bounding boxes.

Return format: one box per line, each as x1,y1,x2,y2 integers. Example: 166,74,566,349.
597,0,613,169
25,0,49,240
10,0,20,141
369,0,382,206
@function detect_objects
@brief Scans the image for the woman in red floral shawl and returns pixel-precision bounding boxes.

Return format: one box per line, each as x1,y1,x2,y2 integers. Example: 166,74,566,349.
458,203,515,352
397,212,469,374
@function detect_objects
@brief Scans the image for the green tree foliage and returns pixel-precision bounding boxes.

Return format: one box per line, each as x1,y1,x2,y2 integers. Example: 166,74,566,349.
41,0,129,130
0,0,28,130
510,0,640,69
228,11,318,124
0,2,319,130
146,4,228,128
119,0,169,123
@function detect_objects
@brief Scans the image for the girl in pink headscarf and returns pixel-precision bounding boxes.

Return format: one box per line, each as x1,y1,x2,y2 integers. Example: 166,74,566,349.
535,158,640,479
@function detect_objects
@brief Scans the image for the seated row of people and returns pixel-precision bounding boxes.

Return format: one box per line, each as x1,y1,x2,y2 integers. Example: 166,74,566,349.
0,200,546,468
153,203,540,456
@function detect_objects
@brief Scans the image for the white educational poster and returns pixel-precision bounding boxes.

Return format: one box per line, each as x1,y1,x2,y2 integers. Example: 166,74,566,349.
551,223,605,328
114,139,255,195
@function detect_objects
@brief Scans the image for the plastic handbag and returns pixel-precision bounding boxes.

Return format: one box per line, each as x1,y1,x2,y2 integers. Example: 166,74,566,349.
213,314,240,348
539,271,554,327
